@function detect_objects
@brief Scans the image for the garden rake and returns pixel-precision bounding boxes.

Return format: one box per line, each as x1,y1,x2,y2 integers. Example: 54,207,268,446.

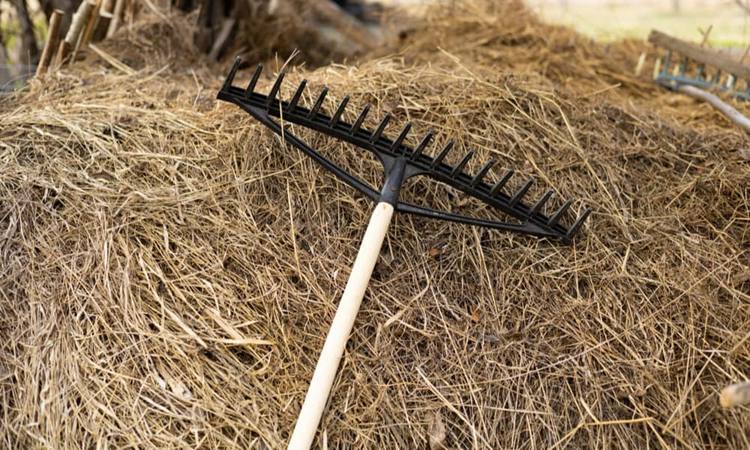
647,30,750,133
217,58,592,449
649,30,750,100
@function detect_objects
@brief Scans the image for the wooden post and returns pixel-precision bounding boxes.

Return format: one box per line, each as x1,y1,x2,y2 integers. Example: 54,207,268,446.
36,9,64,76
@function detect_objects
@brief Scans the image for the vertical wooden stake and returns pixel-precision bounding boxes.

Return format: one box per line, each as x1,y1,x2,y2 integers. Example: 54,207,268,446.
36,9,64,76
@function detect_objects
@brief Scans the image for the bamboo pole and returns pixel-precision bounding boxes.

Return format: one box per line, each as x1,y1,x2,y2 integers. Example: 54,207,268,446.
36,9,64,76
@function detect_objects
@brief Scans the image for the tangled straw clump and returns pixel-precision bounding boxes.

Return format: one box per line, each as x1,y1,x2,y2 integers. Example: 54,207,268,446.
1,1,749,448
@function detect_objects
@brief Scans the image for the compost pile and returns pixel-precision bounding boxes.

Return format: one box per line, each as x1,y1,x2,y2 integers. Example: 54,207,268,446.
1,1,749,448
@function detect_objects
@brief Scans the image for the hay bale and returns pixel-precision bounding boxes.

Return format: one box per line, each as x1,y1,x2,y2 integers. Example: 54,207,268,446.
1,1,749,448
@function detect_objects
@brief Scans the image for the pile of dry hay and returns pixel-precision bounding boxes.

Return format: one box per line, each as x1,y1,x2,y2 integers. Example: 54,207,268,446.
2,1,749,448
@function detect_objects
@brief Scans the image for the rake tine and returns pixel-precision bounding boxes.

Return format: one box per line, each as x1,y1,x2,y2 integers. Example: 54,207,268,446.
450,150,474,177
679,57,688,76
547,199,572,226
509,178,533,207
350,104,371,135
308,87,329,119
566,207,592,239
266,71,286,109
411,131,434,160
490,170,514,196
696,64,705,81
219,63,593,246
713,69,722,84
329,96,350,128
529,190,554,216
222,57,241,92
288,80,307,112
370,113,392,143
471,158,495,187
245,64,263,98
431,141,454,169
390,122,412,152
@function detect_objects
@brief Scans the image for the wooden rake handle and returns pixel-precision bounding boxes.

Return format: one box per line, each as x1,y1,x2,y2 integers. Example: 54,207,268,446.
288,202,394,450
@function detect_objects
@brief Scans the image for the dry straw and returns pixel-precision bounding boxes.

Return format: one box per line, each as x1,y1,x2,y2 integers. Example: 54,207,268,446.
1,1,748,448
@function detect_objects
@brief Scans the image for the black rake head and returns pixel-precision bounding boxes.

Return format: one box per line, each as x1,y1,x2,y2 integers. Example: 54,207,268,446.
217,58,592,243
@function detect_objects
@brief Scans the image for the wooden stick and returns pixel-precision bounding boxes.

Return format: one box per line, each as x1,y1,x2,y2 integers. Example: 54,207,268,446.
55,41,72,67
740,44,750,65
92,11,113,42
653,57,662,81
107,0,126,38
648,30,750,80
208,18,236,61
194,0,214,53
634,52,646,76
309,0,383,50
677,85,750,134
288,202,394,449
95,0,116,42
80,0,103,47
0,26,11,84
699,24,712,47
720,381,750,408
36,9,64,76
14,0,40,65
57,0,95,65
100,0,115,14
